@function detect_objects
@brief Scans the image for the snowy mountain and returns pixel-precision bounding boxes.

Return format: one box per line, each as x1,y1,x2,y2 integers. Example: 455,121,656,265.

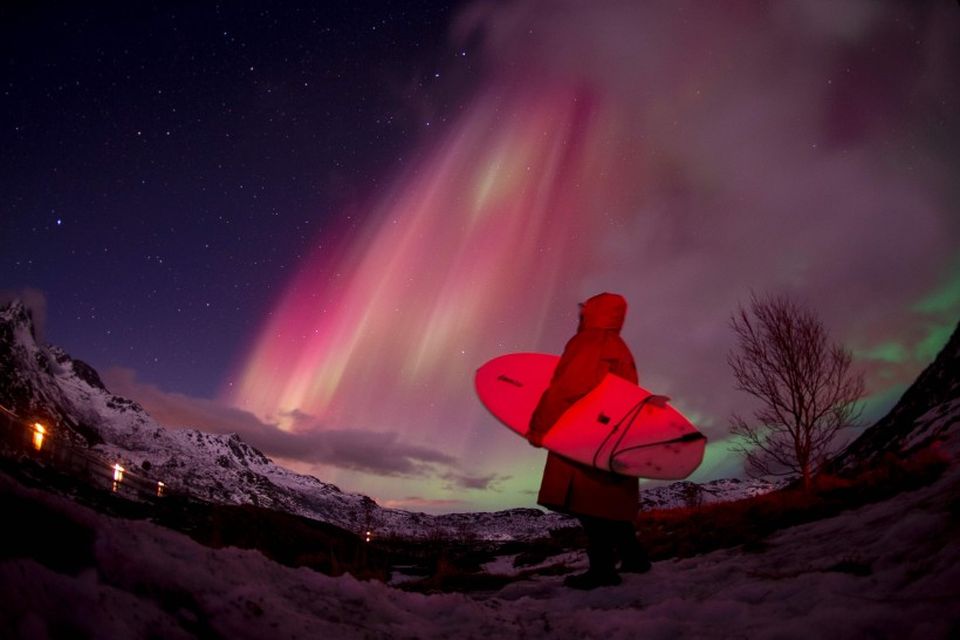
0,300,576,541
835,320,960,470
637,477,789,511
0,301,104,447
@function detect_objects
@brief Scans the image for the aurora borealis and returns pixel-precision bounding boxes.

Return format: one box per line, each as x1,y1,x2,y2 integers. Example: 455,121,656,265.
228,83,608,430
3,1,959,512
224,80,625,506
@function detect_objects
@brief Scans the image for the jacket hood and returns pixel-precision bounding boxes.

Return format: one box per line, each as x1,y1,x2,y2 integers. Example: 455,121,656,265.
579,292,627,331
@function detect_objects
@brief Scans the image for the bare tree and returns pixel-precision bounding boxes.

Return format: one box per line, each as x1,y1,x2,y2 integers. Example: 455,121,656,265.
728,293,864,490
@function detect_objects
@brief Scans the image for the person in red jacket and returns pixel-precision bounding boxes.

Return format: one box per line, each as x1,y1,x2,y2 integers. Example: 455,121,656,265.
528,292,651,589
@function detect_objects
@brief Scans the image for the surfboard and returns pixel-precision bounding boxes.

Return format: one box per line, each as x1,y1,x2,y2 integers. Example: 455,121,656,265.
475,352,707,480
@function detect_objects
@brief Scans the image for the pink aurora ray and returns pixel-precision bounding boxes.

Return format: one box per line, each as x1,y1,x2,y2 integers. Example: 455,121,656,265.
225,82,631,462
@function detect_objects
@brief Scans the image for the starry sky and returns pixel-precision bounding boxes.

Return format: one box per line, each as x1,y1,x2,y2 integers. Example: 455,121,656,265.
3,1,959,514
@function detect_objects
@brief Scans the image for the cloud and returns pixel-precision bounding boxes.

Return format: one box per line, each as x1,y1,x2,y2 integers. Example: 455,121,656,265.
287,429,458,477
440,470,510,492
103,367,460,479
277,408,316,431
455,0,960,439
378,496,473,512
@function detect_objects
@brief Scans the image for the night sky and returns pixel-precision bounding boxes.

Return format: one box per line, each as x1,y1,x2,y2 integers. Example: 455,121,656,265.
3,1,959,513
2,1,479,395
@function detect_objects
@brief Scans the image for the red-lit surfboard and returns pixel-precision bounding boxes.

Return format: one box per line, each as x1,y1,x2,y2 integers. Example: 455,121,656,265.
475,352,706,480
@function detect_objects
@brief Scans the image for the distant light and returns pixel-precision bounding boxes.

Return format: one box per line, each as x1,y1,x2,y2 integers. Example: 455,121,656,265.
365,530,372,543
157,480,166,497
112,463,125,491
32,422,46,451
56,219,62,226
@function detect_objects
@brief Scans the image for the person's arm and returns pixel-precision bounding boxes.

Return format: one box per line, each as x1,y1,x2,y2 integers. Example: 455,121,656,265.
527,333,607,446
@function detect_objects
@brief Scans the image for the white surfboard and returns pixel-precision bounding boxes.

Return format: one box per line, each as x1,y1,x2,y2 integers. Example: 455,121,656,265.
475,352,706,479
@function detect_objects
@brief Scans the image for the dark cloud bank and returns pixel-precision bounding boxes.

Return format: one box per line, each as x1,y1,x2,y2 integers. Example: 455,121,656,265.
105,367,504,490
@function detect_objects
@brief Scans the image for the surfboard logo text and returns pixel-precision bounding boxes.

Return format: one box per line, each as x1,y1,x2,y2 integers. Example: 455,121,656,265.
497,374,524,388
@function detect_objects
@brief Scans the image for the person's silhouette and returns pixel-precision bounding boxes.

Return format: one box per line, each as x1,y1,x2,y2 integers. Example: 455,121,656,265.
528,292,651,589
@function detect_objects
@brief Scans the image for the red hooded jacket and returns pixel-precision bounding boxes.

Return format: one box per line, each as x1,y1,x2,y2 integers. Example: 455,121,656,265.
529,293,640,521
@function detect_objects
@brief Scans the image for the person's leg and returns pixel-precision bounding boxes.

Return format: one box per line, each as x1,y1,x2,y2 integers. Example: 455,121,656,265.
580,515,617,574
565,516,621,589
612,520,651,573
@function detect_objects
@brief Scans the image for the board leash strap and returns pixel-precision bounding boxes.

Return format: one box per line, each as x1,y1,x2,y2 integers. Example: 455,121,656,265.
591,396,707,474
591,394,657,469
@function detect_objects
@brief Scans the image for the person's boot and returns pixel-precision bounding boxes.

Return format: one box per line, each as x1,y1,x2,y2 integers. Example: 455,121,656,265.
616,524,651,573
563,570,622,590
619,557,652,574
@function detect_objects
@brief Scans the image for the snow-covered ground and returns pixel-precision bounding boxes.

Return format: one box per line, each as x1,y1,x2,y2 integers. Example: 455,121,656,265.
3,446,958,639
